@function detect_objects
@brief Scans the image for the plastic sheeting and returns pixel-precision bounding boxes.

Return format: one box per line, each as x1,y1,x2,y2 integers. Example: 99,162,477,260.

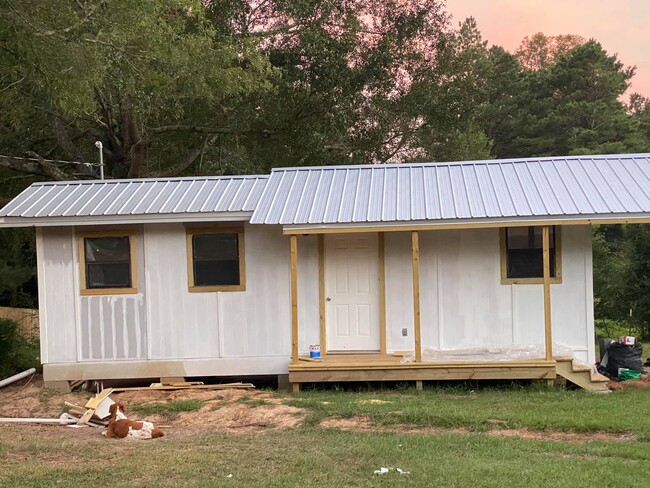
400,344,576,363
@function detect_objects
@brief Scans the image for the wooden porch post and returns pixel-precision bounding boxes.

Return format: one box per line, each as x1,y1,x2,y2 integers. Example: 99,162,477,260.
542,226,553,361
411,231,422,363
290,235,299,365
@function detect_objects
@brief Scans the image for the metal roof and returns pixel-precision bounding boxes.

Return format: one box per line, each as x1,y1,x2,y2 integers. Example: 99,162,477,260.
250,154,650,226
0,175,268,224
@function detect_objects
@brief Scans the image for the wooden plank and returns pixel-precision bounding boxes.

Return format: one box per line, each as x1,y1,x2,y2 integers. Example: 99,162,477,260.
542,226,553,361
290,366,556,383
111,383,254,392
289,356,555,371
78,388,114,424
411,231,422,363
378,233,387,354
290,235,299,365
318,234,327,356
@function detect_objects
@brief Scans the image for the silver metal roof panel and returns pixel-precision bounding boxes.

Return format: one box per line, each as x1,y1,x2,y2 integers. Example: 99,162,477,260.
250,154,650,225
0,175,269,221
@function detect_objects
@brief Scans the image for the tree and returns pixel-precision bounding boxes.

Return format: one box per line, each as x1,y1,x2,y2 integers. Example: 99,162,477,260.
515,33,585,71
0,0,274,179
489,41,648,158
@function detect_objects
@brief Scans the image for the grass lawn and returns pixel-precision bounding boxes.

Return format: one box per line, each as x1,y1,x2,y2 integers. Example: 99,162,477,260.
1,384,649,487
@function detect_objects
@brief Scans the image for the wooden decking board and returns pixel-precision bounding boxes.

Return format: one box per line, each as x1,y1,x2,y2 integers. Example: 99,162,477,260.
289,354,556,383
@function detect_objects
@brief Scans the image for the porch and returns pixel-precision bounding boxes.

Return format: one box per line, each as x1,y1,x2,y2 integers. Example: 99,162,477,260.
287,226,559,391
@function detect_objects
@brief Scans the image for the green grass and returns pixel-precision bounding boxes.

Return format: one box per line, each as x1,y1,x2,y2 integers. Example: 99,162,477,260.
236,395,273,408
130,399,203,419
2,386,650,487
0,428,648,487
289,385,650,440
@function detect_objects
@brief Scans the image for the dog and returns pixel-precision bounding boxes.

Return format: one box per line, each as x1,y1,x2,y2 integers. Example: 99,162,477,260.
103,403,164,440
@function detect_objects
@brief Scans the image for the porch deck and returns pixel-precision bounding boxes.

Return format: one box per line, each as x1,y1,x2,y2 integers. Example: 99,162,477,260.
288,354,556,385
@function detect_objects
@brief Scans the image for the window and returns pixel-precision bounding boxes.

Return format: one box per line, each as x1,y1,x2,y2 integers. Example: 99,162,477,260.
500,226,561,284
79,231,137,295
186,228,245,292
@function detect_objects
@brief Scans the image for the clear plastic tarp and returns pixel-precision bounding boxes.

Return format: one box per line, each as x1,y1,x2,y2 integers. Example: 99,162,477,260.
400,343,577,363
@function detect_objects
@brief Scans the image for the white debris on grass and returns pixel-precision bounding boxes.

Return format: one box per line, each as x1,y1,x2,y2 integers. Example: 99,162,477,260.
374,467,409,475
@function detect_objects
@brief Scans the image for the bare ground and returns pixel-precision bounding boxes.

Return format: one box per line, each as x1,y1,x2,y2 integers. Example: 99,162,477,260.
0,376,639,443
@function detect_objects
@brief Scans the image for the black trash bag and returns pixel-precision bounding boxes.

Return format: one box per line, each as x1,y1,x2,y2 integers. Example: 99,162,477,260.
604,342,643,377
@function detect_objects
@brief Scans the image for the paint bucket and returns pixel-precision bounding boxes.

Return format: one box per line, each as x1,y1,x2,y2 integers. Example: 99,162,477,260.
309,345,321,359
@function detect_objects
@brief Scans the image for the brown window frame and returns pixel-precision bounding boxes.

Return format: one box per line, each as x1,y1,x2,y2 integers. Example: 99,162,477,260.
500,226,562,285
186,227,246,292
79,230,138,296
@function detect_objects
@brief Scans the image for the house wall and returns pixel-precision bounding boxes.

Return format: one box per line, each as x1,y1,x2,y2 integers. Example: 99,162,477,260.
36,223,596,379
384,225,595,363
37,223,294,378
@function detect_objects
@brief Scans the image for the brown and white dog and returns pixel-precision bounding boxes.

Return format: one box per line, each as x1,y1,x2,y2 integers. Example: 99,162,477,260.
103,403,164,440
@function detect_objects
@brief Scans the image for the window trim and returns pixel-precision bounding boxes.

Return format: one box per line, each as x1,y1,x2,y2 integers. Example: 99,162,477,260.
186,227,246,292
500,227,562,285
79,230,138,296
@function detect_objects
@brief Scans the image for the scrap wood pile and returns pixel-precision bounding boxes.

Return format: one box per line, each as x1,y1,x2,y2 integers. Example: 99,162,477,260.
0,381,255,427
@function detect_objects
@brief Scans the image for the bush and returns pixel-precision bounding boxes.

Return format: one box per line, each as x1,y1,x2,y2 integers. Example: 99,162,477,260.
0,318,41,378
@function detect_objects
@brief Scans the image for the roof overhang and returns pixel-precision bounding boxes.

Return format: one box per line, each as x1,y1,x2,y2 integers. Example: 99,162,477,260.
0,211,253,228
281,213,650,234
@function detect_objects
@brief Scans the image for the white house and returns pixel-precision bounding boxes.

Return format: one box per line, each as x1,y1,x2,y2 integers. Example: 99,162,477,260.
2,154,649,391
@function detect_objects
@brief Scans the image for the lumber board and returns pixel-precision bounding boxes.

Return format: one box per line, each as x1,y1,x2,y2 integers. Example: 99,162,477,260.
290,366,556,383
290,235,299,365
542,226,553,361
77,388,114,425
111,383,254,392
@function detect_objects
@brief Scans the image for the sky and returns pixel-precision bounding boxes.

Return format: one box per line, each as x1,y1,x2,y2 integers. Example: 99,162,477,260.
446,0,650,97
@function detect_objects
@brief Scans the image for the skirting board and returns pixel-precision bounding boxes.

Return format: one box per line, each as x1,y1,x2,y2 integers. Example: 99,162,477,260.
44,356,290,382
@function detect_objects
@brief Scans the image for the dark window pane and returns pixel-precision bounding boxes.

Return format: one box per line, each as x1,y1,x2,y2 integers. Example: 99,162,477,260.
87,263,131,288
506,227,556,279
192,233,241,286
85,237,130,262
194,260,240,286
193,234,238,260
84,236,132,289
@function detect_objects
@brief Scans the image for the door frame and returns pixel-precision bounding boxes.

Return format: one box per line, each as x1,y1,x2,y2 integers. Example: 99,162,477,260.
319,233,386,355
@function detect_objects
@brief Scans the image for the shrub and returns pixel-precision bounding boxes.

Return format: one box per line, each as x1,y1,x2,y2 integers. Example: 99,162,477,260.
0,318,41,379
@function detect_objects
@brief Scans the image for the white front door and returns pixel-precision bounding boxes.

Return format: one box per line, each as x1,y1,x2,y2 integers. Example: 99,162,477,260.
325,233,380,352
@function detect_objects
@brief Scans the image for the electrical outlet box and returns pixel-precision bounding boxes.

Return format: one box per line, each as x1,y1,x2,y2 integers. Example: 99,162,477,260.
401,328,408,337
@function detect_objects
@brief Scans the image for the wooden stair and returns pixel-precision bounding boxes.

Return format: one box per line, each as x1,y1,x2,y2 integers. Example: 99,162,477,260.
554,357,610,392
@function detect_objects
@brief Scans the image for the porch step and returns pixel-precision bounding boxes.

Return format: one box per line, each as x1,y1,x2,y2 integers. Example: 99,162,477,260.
555,358,609,392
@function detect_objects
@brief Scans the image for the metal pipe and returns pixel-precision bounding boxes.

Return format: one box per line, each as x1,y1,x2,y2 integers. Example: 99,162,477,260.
0,368,36,388
0,417,77,424
95,141,104,180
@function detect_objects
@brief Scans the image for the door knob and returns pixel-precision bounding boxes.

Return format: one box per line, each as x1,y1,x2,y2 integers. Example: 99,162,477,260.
326,297,332,302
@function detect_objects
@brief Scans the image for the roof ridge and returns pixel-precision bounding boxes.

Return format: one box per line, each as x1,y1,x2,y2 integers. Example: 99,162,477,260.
270,153,650,172
31,174,269,186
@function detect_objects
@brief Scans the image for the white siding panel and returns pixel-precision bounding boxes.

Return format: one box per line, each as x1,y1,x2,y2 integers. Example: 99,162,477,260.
551,225,594,363
144,223,219,359
40,227,77,363
79,295,146,361
435,229,513,349
384,232,415,352
219,225,291,357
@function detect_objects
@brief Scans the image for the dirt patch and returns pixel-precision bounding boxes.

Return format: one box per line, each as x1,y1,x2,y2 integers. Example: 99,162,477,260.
319,416,635,443
0,379,304,438
358,399,391,405
487,428,636,443
319,417,467,436
320,417,375,431
608,375,650,391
